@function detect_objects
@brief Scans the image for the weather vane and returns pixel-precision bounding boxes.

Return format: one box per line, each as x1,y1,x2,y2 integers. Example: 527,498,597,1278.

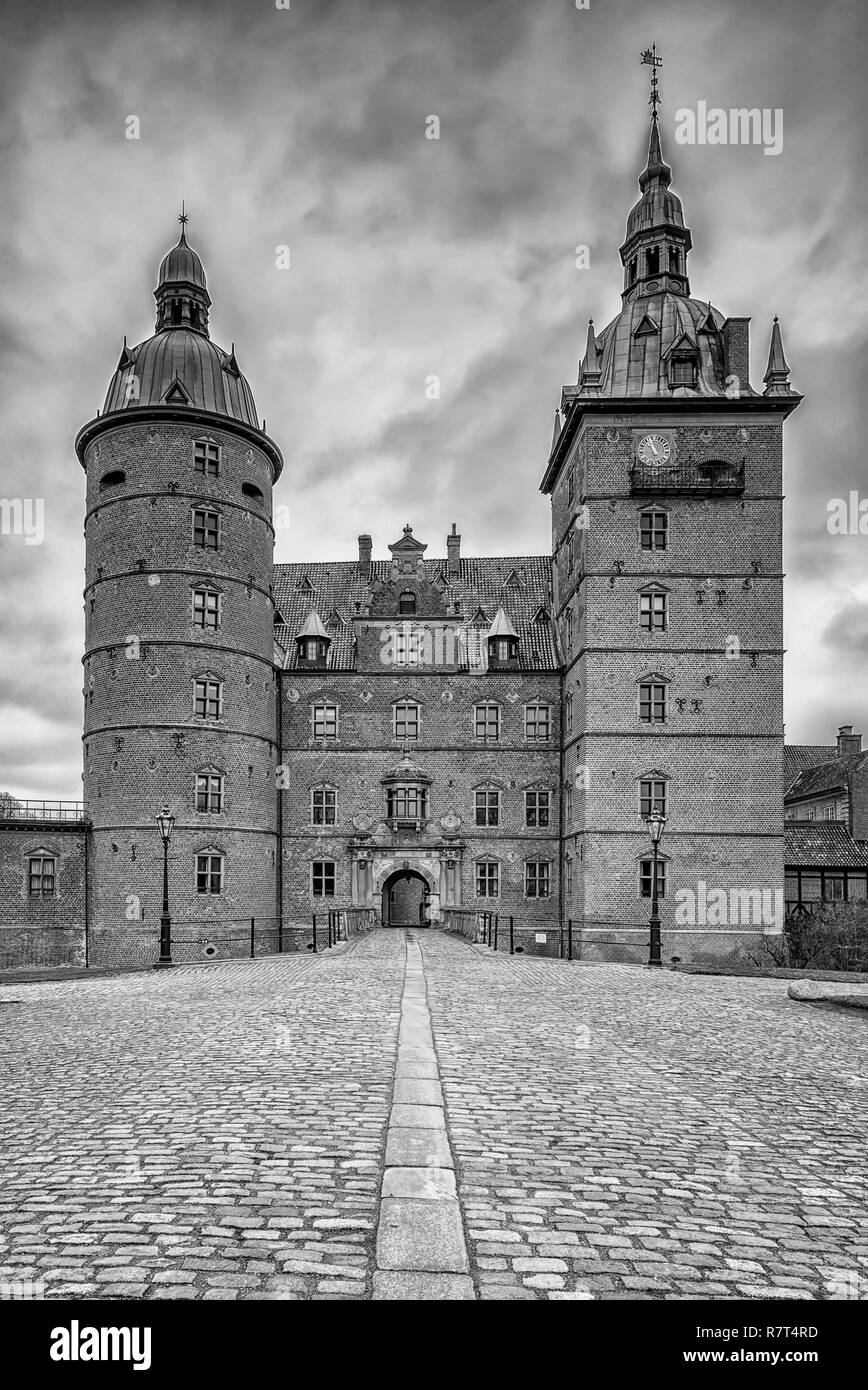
178,199,188,228
640,43,663,119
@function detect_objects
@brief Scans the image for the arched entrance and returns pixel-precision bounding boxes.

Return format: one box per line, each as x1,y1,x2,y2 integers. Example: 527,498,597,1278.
381,869,430,928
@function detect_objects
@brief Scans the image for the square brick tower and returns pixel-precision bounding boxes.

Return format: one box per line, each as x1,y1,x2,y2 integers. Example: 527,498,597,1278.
541,68,801,962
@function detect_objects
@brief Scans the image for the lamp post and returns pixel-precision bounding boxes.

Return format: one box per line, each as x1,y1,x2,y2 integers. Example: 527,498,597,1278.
646,807,667,967
155,803,175,968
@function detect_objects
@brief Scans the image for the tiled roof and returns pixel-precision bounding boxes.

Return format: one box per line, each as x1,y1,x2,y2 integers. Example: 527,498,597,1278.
784,751,868,804
783,745,836,795
273,555,558,671
785,822,868,869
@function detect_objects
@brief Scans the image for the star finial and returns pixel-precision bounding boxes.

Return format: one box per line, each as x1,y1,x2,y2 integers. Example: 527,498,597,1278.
178,200,188,228
640,42,663,120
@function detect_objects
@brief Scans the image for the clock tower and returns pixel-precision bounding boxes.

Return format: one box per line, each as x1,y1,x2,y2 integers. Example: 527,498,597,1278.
541,53,802,961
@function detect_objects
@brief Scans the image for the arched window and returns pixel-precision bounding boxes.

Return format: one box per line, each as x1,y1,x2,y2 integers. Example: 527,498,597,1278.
646,247,660,277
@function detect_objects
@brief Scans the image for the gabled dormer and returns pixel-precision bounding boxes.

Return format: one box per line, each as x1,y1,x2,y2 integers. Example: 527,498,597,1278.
487,607,519,668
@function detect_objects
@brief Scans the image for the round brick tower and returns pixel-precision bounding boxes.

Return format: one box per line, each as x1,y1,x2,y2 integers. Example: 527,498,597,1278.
75,222,283,956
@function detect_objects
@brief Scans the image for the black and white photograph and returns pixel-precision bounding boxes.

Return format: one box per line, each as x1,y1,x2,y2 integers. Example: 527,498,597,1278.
0,0,865,1359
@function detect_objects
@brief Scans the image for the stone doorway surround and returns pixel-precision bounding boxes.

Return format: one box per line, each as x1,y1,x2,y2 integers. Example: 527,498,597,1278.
349,845,464,923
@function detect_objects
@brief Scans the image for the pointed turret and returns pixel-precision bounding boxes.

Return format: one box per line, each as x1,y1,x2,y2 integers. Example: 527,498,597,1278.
579,319,602,394
487,607,519,668
550,408,562,454
295,610,331,668
762,316,793,397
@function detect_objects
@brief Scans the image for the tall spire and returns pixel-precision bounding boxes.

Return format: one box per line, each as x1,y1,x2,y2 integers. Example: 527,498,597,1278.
619,45,691,301
763,316,793,396
579,318,601,395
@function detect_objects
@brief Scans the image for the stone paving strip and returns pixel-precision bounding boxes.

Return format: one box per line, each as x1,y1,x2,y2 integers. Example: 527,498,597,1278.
373,932,474,1300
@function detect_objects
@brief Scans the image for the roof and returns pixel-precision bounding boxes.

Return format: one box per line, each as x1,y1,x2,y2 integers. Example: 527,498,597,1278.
488,606,518,639
273,555,558,671
157,231,207,291
581,294,738,399
295,610,329,641
783,744,836,793
101,329,260,427
784,751,868,804
785,822,868,869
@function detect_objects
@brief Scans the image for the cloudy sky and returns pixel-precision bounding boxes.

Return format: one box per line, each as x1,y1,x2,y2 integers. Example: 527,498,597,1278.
0,0,865,798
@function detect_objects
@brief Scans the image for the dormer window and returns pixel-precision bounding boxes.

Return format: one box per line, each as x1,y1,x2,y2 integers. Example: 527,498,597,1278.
487,607,519,668
399,591,416,615
295,612,331,668
670,357,696,387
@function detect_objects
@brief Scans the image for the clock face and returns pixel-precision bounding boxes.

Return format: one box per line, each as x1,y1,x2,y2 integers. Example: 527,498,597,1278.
637,433,672,467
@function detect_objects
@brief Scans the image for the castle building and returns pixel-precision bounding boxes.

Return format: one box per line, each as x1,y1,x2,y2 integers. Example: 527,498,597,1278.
0,74,802,966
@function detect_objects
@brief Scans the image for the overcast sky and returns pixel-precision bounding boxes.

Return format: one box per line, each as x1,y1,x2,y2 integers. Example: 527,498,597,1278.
0,0,866,798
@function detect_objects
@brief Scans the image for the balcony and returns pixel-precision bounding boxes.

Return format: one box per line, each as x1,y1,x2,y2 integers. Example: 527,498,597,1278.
0,799,88,823
629,458,745,496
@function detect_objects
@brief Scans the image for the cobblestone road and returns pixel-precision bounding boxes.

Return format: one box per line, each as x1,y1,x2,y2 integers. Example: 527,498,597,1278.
0,929,865,1300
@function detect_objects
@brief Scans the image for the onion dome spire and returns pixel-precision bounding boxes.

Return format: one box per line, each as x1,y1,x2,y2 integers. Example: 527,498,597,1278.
619,45,692,302
154,204,212,336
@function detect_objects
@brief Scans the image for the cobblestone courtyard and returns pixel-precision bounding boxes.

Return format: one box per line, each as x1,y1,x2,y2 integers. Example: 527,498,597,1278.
1,929,866,1300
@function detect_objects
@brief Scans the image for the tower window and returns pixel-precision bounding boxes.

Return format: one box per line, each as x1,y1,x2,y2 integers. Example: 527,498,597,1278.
524,702,551,742
629,256,637,285
171,300,182,325
475,788,500,827
195,771,224,813
669,247,679,273
28,854,56,897
99,470,126,490
242,482,264,503
196,853,224,894
640,858,667,899
194,440,221,476
565,692,573,733
393,701,420,742
526,790,550,828
646,247,660,277
192,508,221,549
638,681,667,724
399,591,416,615
670,357,696,387
312,703,339,740
385,785,428,821
525,861,551,899
639,777,668,819
193,678,223,719
639,590,667,631
312,861,336,898
476,860,500,898
312,787,337,826
192,589,222,630
474,702,501,742
640,511,669,550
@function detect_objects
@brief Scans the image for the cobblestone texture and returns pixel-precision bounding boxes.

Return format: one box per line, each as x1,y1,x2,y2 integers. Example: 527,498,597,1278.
0,930,865,1301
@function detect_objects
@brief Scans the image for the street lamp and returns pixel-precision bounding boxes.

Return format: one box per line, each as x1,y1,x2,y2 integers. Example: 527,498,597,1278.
155,803,175,968
646,807,667,967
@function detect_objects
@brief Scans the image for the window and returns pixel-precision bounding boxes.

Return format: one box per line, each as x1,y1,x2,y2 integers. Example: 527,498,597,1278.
526,790,550,828
525,861,551,899
565,784,573,822
476,860,500,898
393,626,423,666
823,805,837,821
475,788,500,827
567,468,574,502
564,607,573,649
194,440,221,476
638,681,667,724
474,703,501,741
312,703,338,740
640,858,667,899
565,693,573,733
639,590,667,631
99,470,126,490
194,678,222,719
195,771,224,813
646,247,660,276
639,778,668,819
671,358,695,387
192,508,221,550
393,701,420,742
312,787,337,826
525,702,551,742
565,855,573,898
399,592,416,615
640,511,668,550
196,853,223,894
386,786,428,821
242,482,263,502
669,247,680,273
192,589,222,630
495,639,512,662
28,854,56,897
312,861,336,897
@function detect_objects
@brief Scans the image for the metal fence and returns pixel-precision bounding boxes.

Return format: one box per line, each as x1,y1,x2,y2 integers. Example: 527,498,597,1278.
306,908,378,953
0,799,86,823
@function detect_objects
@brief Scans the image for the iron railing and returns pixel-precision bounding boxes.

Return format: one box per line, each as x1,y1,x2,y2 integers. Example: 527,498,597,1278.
0,799,87,822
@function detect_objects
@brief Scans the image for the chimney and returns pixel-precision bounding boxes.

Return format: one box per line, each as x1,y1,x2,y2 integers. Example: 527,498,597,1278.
837,724,862,758
722,317,751,393
447,522,461,580
358,534,372,579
